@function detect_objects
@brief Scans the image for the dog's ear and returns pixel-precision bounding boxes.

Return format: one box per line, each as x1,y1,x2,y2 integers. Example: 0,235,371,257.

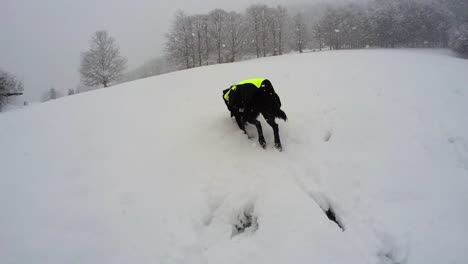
261,80,274,90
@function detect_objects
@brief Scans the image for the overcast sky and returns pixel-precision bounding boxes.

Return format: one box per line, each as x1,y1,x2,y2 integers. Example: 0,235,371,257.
1,0,337,101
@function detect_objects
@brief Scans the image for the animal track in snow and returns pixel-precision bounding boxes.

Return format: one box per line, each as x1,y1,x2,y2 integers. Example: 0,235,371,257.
324,206,344,231
448,136,468,170
202,190,258,239
294,176,344,231
376,232,409,264
232,203,258,237
324,130,333,142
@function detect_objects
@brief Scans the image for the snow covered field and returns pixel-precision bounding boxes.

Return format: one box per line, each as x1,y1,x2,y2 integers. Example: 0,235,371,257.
1,49,468,264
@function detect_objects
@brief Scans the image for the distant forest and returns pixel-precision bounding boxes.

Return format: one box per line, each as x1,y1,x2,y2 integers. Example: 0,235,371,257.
161,0,467,70
114,0,468,84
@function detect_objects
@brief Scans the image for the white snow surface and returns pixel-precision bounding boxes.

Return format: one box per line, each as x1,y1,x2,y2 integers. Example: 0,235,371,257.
1,49,468,264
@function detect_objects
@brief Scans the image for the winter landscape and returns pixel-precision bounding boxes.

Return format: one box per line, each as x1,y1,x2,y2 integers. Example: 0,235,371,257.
1,0,468,264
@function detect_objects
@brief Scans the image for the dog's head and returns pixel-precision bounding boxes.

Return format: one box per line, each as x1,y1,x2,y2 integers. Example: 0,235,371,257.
259,80,281,109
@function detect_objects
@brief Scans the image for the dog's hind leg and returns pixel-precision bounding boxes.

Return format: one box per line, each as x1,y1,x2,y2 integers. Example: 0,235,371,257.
248,119,266,149
265,115,282,151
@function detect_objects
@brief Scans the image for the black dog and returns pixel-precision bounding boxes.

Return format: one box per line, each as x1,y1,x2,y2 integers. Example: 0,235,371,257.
222,79,287,151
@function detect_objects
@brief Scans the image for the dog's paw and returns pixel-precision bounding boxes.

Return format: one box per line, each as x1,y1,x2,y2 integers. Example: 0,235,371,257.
275,143,283,152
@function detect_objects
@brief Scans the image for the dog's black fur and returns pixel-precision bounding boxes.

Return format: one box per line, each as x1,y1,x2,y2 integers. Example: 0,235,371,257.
222,79,287,151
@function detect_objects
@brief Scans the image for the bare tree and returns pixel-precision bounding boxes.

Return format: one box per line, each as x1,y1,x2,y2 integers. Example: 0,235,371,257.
266,6,289,56
80,30,127,88
0,69,23,111
192,15,204,67
187,17,197,67
311,22,325,51
209,9,228,64
160,1,463,65
190,15,212,66
245,5,271,57
246,5,263,58
267,7,279,56
259,5,269,57
225,11,248,62
293,13,307,53
202,15,211,65
275,6,289,55
166,11,193,69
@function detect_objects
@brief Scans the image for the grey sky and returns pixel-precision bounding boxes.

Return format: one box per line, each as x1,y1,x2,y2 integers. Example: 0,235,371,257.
2,0,328,101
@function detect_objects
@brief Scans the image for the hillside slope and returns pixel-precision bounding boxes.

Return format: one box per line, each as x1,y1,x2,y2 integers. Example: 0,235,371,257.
1,49,468,264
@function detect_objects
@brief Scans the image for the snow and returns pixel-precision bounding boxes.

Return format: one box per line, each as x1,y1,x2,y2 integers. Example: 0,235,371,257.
1,49,468,264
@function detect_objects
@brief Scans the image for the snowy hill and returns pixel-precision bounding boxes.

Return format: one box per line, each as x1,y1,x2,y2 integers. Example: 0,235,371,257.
1,49,468,264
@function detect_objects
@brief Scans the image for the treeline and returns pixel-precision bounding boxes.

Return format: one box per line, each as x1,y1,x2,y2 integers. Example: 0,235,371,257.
309,0,467,51
164,0,468,70
0,69,24,112
445,0,468,55
310,0,448,50
165,5,295,69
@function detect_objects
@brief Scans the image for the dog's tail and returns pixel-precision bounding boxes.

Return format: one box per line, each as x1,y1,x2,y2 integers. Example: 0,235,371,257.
275,109,288,121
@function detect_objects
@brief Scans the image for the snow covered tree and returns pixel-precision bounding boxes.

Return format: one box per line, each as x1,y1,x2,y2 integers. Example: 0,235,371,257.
273,6,290,55
201,15,211,65
446,0,468,55
246,5,267,58
68,88,75,95
80,30,127,88
305,0,453,50
259,5,270,57
164,5,295,63
293,13,307,53
244,5,276,57
191,15,210,66
267,7,279,56
41,87,62,102
208,9,228,64
311,20,326,51
160,1,467,64
50,88,57,100
187,16,197,68
0,69,23,112
166,11,194,69
225,11,248,62
449,24,468,55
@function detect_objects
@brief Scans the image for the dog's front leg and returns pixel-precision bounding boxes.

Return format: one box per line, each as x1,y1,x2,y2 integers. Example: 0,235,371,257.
266,116,282,151
234,114,246,133
249,119,266,148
